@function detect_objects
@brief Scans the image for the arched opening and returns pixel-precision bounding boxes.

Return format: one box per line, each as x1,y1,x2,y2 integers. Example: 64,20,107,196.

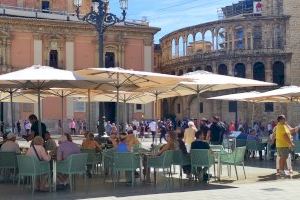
162,99,169,117
253,62,265,81
187,68,193,73
218,64,228,75
273,61,285,86
171,39,176,58
178,69,184,76
105,52,115,68
204,30,213,52
178,36,184,57
234,63,246,78
217,27,226,50
49,50,58,68
195,32,203,53
205,65,213,72
186,34,194,55
195,66,202,71
170,71,176,75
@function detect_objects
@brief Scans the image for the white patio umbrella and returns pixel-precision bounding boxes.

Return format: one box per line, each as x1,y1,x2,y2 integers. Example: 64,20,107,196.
208,91,262,126
0,91,39,132
76,67,186,127
0,65,112,135
177,70,276,119
244,85,300,103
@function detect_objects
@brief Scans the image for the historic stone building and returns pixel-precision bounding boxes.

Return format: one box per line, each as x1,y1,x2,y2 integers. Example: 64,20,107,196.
156,0,300,126
0,0,159,131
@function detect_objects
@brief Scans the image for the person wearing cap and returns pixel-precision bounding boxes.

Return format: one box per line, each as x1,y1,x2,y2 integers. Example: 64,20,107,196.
183,121,197,153
0,132,20,153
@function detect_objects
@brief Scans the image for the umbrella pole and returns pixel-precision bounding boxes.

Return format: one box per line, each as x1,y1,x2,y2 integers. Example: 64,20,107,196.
88,89,91,131
61,95,64,135
123,99,126,132
116,86,120,131
251,103,255,128
197,91,200,127
156,93,158,120
10,90,14,133
37,88,42,136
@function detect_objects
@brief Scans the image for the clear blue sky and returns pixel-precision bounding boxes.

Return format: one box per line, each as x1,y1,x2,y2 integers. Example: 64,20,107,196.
109,0,239,43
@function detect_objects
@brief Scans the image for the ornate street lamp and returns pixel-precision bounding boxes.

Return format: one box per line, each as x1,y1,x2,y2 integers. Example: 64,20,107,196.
75,0,128,135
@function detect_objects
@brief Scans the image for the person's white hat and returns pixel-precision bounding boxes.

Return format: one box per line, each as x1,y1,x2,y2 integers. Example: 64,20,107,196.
7,132,16,140
188,121,195,127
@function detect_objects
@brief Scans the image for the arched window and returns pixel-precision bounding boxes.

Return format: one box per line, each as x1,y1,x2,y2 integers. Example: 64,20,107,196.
205,65,213,72
273,61,285,86
171,39,176,58
105,52,115,68
49,50,58,68
253,62,265,81
178,37,184,57
186,34,194,55
234,63,246,78
218,64,228,75
253,25,262,49
235,26,244,49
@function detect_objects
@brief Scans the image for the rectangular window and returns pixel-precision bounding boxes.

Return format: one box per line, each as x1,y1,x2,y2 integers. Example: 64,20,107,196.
229,101,237,112
136,104,142,110
199,102,204,113
23,103,33,112
177,104,181,114
74,102,86,112
42,1,50,12
265,103,274,112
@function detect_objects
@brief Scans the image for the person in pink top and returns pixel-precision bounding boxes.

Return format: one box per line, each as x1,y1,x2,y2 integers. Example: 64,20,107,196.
26,136,51,192
69,119,76,135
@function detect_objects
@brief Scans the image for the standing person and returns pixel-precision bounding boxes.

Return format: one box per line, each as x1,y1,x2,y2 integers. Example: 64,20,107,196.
199,118,210,141
159,122,167,144
24,120,31,136
228,121,235,133
23,114,47,141
208,116,226,145
69,119,76,135
16,120,21,136
183,121,197,153
275,115,297,176
139,122,145,141
149,119,158,144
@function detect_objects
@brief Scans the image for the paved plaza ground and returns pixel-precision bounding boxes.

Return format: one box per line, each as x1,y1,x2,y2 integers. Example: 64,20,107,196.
1,136,299,200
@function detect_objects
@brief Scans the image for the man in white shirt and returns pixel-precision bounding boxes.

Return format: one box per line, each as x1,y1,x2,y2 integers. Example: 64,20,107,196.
1,132,20,153
149,120,158,144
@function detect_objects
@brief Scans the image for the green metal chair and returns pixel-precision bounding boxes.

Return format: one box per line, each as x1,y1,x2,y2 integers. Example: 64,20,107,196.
293,140,300,154
190,149,215,182
147,150,174,186
16,155,51,194
112,152,140,187
220,146,246,180
80,149,101,175
246,140,266,159
0,152,18,183
102,148,115,182
56,153,88,192
172,150,190,181
236,139,247,147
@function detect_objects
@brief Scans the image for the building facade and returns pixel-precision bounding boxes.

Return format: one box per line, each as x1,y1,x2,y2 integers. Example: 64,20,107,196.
0,0,160,132
157,0,300,126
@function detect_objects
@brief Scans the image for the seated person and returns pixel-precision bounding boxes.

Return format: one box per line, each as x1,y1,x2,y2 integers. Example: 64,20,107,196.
108,133,119,148
191,130,211,182
44,131,57,153
26,136,51,192
65,133,73,142
177,131,191,178
0,133,8,148
126,130,140,150
116,132,130,152
156,131,176,156
56,135,80,187
1,132,20,153
81,132,102,152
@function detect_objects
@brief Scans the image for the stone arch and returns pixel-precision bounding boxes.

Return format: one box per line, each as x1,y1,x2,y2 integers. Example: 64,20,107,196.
273,61,285,86
205,65,213,72
195,66,202,71
178,36,184,57
178,69,184,76
234,63,246,78
195,32,203,53
218,64,228,75
253,62,265,81
203,30,213,52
